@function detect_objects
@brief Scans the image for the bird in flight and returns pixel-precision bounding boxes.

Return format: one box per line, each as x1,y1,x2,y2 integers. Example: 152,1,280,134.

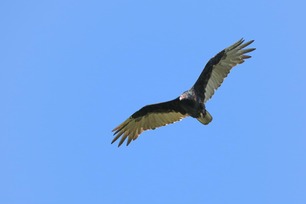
112,39,255,147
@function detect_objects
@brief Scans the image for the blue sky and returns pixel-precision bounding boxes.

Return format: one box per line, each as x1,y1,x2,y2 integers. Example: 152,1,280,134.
1,0,306,203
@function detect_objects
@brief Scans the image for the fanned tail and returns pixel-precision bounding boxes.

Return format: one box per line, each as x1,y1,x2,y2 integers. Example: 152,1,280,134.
197,110,213,125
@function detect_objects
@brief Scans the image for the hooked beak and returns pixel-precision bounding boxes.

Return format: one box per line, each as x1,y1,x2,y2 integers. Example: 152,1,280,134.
179,93,186,100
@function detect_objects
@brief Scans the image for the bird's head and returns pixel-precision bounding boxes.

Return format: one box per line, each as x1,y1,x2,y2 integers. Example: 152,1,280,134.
179,90,194,101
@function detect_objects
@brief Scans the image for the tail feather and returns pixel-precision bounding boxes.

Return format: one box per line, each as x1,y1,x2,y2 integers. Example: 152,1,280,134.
197,110,213,125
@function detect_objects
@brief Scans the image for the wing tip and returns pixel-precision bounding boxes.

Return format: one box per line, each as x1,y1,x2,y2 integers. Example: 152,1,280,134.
228,38,255,51
240,39,255,49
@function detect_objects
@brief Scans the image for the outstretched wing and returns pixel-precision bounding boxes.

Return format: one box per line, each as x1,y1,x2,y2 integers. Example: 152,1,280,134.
193,39,255,103
112,98,187,147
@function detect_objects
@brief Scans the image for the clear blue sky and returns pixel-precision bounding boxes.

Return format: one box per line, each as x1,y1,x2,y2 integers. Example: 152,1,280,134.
1,1,306,204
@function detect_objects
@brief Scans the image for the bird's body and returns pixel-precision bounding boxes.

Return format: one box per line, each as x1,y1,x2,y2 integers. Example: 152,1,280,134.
112,39,255,146
179,89,212,124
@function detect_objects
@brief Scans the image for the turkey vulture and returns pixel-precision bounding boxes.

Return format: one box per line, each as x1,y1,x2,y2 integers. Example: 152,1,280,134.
112,39,255,147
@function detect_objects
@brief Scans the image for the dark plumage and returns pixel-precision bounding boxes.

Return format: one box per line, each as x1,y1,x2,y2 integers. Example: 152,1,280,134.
112,39,255,147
